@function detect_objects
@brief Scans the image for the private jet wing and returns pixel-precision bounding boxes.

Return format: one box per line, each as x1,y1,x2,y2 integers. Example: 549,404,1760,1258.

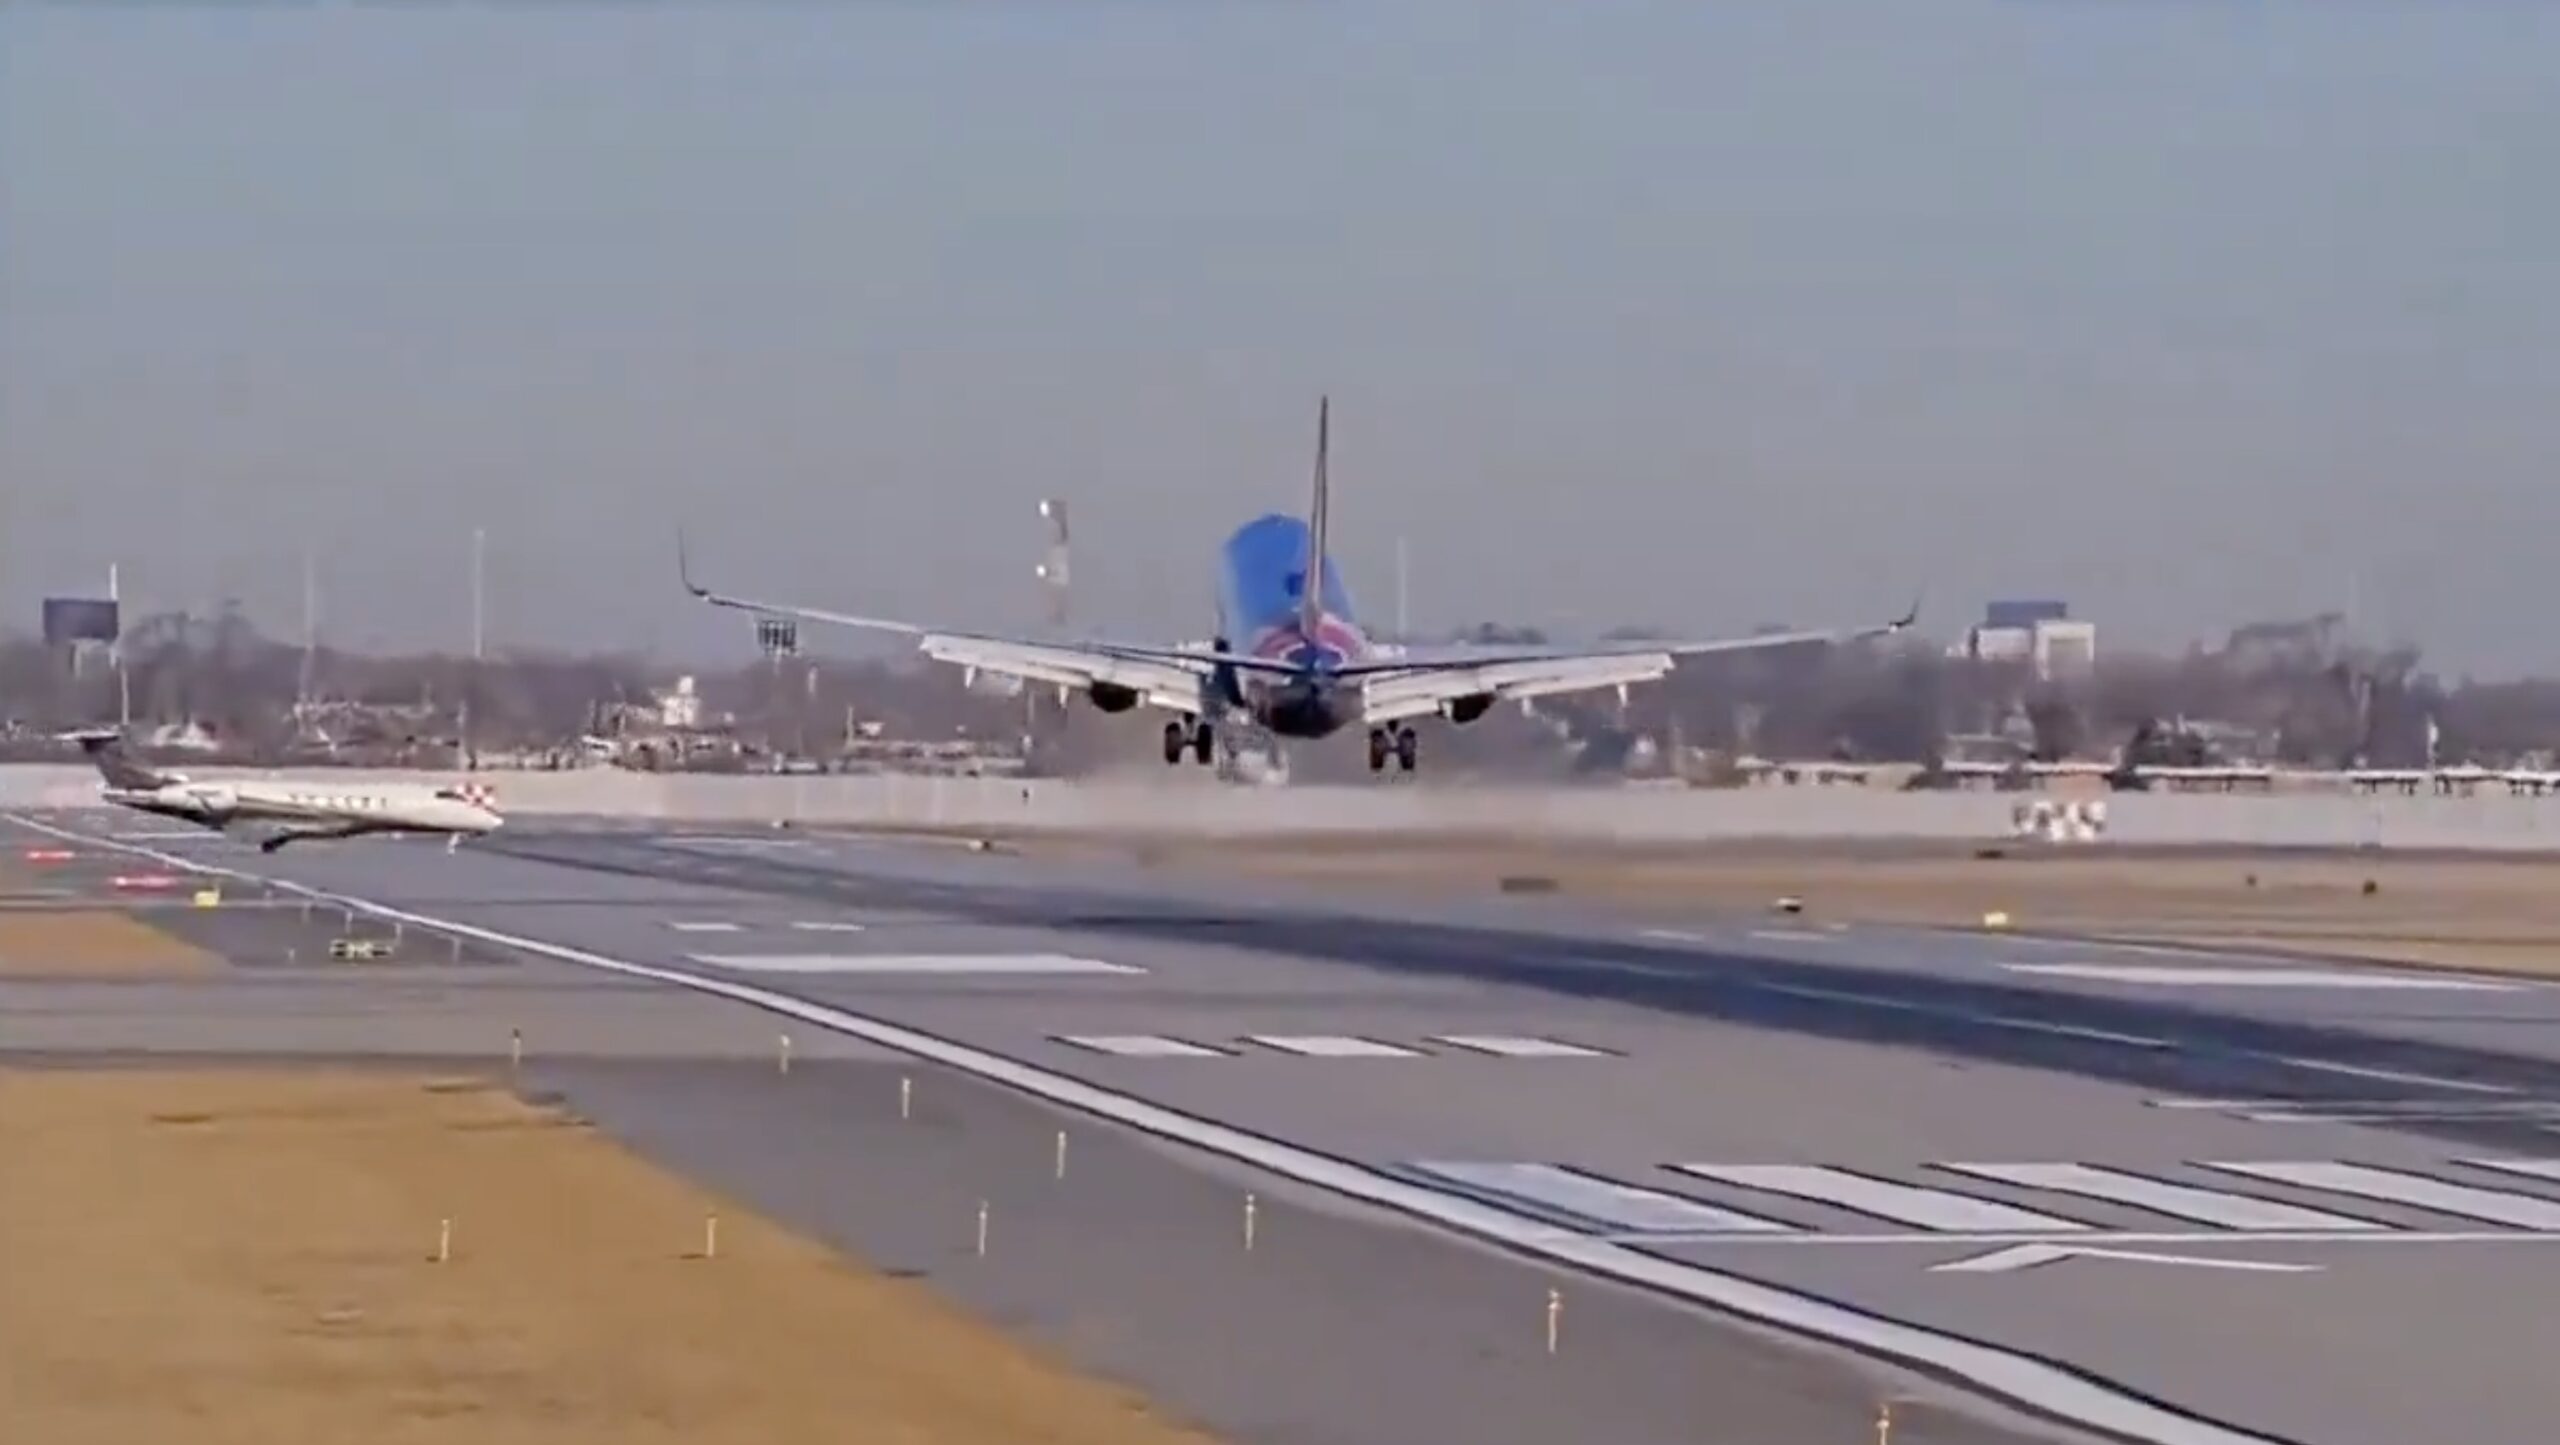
678,542,1308,714
1352,607,1921,727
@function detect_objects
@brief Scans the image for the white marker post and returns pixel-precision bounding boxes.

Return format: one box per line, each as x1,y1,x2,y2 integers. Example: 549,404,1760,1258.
704,1214,719,1260
899,1076,912,1120
436,1217,452,1264
1243,1192,1259,1252
975,1199,990,1258
1877,1401,1893,1444
778,1033,792,1075
1053,1129,1067,1180
508,1028,522,1075
1544,1287,1561,1354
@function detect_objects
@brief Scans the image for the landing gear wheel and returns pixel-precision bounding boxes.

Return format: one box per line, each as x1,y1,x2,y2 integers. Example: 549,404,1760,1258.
1367,728,1390,773
1161,721,1187,766
1191,721,1215,764
1394,726,1418,772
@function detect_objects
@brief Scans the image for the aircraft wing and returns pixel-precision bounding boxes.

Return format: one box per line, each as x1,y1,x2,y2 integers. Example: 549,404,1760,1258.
677,541,1306,710
1360,651,1682,726
1352,604,1920,727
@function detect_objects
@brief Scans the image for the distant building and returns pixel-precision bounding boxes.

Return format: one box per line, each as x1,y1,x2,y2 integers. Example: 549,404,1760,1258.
657,676,702,730
1954,600,2096,682
1983,598,2069,631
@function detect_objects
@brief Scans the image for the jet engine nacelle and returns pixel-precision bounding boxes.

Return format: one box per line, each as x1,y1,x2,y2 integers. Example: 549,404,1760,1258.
1441,693,1495,725
180,784,239,815
1087,682,1141,714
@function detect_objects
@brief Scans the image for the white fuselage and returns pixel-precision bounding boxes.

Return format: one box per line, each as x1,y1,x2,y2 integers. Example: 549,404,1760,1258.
103,779,503,839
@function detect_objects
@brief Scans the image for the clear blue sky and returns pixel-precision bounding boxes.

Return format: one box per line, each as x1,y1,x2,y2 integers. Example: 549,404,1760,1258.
5,1,2554,674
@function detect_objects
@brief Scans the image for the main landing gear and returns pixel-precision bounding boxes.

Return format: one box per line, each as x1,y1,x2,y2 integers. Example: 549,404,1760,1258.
1161,718,1215,766
1367,726,1418,773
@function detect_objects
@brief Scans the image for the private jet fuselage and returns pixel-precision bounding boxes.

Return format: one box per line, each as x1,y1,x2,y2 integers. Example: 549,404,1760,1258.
101,778,503,851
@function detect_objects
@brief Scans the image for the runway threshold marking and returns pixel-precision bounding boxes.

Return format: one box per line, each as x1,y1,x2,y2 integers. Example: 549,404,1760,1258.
1057,1035,1229,1058
1669,1164,2095,1234
1247,1034,1424,1058
0,812,2302,1445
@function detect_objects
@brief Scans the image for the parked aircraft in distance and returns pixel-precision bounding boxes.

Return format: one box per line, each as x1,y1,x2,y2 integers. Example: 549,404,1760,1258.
71,730,503,851
681,398,1917,773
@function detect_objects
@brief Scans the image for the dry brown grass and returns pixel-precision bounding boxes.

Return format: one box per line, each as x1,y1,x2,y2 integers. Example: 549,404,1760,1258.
1018,834,2560,975
0,1068,1227,1445
0,908,218,978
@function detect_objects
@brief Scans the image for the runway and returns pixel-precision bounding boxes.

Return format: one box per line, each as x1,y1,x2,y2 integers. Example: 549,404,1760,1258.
26,813,2560,1444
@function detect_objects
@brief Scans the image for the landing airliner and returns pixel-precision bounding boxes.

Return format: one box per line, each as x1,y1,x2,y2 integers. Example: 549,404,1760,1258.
682,399,1917,773
72,731,504,851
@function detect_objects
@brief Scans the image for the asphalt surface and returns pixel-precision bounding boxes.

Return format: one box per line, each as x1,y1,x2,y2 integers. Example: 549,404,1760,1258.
28,811,2560,1443
0,813,2068,1445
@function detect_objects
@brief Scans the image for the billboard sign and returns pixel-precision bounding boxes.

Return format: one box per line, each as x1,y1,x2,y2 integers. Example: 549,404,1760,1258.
41,597,119,646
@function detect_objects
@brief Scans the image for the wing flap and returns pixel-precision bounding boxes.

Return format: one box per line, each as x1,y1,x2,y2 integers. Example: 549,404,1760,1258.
1360,652,1676,726
919,636,1207,713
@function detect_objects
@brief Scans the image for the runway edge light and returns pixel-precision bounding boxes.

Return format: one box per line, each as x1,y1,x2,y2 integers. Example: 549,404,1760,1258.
1981,910,2012,929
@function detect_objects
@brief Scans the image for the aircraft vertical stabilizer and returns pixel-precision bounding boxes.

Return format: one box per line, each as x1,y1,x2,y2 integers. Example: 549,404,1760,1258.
1299,395,1331,638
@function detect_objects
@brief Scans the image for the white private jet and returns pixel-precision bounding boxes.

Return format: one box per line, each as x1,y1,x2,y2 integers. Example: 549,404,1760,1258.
682,397,1920,773
70,730,504,853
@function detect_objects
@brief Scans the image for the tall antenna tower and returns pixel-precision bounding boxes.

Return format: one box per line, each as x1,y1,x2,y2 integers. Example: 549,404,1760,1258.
1034,498,1071,627
297,548,319,712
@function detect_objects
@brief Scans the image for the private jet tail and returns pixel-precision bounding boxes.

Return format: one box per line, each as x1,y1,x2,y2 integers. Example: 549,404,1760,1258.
66,729,173,791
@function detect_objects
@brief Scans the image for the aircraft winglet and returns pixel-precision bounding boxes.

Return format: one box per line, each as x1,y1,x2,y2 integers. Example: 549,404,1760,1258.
677,529,709,600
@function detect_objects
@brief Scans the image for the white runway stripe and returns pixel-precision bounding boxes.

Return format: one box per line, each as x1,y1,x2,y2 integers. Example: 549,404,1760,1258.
666,920,743,933
1429,1035,1610,1058
1936,1163,2390,1231
688,952,1144,976
1671,1164,2092,1233
2263,1058,2522,1094
790,921,869,933
2003,962,2522,991
1058,1035,1226,1058
1411,1162,1796,1234
2201,1161,2560,1230
1248,1035,1423,1058
2458,1158,2560,1187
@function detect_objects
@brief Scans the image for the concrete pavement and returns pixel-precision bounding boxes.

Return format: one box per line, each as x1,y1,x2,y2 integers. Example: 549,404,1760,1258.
33,809,2560,1442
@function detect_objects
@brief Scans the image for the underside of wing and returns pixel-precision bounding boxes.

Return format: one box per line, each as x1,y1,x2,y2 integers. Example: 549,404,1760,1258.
919,635,1211,714
1359,651,1677,727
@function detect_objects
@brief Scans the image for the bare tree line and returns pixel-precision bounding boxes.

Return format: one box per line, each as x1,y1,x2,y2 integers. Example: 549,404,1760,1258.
0,605,2547,774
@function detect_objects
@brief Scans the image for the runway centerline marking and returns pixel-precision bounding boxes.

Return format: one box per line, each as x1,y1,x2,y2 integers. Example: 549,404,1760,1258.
2002,962,2525,992
0,811,2318,1445
688,952,1144,976
665,920,743,933
2259,1057,2520,1094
